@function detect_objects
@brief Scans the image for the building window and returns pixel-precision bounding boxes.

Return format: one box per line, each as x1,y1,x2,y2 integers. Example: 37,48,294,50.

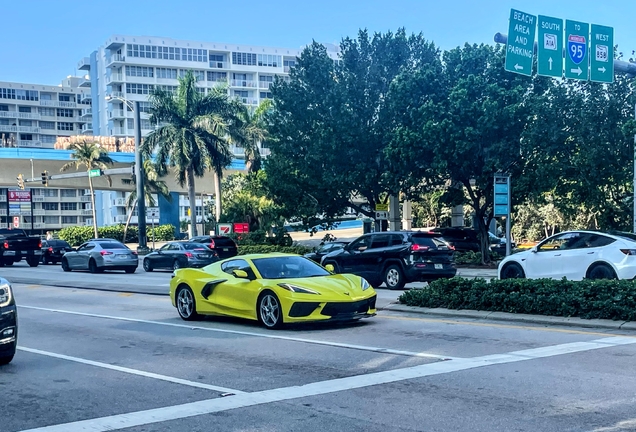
40,121,55,130
140,119,153,130
19,106,31,113
126,44,157,59
16,90,38,101
156,85,177,94
126,83,154,95
0,105,8,111
61,216,78,224
137,101,152,113
196,87,205,94
158,46,180,61
41,135,56,143
0,119,9,125
125,66,154,77
235,90,249,98
284,59,296,69
57,122,74,131
207,71,227,82
232,52,257,66
260,92,273,99
0,88,16,99
41,189,58,197
61,202,77,211
43,202,58,210
19,120,32,127
43,216,59,224
57,109,73,118
60,189,76,198
257,54,281,68
209,54,224,62
39,107,55,116
156,68,177,79
127,119,134,130
58,94,71,102
19,134,33,140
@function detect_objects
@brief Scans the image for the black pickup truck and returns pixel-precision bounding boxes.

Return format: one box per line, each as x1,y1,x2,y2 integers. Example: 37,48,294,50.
0,229,42,267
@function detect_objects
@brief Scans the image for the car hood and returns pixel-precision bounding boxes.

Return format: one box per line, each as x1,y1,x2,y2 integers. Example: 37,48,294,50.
273,274,372,300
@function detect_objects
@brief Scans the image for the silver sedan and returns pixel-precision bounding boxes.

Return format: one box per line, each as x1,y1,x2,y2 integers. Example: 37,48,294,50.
61,239,138,274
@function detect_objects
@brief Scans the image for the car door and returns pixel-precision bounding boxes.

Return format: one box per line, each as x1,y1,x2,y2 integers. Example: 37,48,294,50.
362,234,392,274
75,242,95,269
558,233,614,280
523,233,571,279
206,259,258,319
338,235,372,277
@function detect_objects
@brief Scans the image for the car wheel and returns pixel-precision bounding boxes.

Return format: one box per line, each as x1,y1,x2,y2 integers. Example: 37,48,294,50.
143,259,153,272
176,286,200,321
0,353,15,366
124,267,136,274
384,264,405,290
173,260,182,270
5,261,13,266
27,257,39,267
587,263,617,280
89,259,99,274
61,258,71,272
500,262,525,279
257,291,283,329
41,256,48,265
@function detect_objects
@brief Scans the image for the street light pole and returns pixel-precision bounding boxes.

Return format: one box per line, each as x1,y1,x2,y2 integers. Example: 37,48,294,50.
134,100,147,251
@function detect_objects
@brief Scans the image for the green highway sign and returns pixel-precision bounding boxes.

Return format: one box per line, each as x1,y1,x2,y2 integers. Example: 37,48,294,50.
565,20,590,81
590,24,614,83
505,9,537,76
88,169,102,178
537,15,563,78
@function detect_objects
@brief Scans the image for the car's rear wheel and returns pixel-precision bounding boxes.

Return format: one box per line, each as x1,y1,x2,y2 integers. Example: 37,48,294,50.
173,260,182,270
89,259,99,274
5,261,13,266
258,291,283,329
143,259,153,272
27,256,39,267
587,263,617,280
176,286,200,321
500,262,525,279
61,258,71,272
384,264,405,290
124,267,136,274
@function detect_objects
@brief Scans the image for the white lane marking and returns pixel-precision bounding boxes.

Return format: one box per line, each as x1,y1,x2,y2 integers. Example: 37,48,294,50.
19,336,636,432
18,347,244,395
19,305,456,360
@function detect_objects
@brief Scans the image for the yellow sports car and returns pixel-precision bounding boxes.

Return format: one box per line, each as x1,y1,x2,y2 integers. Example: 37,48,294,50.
169,253,377,329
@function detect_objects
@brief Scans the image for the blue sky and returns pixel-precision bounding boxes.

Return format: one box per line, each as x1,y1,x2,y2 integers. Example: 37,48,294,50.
4,0,635,84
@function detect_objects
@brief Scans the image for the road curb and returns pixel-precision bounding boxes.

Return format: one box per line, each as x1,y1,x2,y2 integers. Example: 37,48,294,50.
381,303,635,331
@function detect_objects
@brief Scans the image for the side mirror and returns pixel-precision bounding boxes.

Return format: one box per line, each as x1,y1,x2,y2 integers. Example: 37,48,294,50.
530,246,538,253
325,264,335,273
232,269,249,279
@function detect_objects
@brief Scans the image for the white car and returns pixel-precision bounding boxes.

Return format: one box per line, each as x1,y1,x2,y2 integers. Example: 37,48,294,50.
498,231,636,280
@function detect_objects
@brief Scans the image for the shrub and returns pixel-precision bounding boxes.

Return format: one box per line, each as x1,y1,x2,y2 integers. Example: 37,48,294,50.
59,224,175,246
228,230,293,247
237,245,313,256
398,277,636,322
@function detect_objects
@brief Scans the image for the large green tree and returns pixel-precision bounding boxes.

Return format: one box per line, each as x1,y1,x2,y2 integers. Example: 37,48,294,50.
142,72,242,238
61,140,114,238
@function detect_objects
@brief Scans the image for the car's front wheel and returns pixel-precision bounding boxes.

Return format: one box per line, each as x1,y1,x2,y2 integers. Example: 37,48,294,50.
258,291,283,329
61,258,71,272
384,264,405,290
176,286,200,321
0,341,15,366
500,262,525,279
143,259,153,272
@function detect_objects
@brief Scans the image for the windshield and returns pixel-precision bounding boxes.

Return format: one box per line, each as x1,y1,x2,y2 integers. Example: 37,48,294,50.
183,243,211,250
252,256,330,279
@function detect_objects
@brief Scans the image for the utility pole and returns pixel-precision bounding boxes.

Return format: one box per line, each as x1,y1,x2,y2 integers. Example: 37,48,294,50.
134,100,147,252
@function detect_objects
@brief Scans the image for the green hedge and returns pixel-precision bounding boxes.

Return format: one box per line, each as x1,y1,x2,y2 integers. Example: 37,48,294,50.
399,277,636,322
237,245,312,256
58,224,175,246
454,251,503,265
228,230,293,247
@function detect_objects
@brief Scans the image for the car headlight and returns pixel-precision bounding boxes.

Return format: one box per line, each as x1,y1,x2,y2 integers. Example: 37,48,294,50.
0,283,12,307
360,278,371,291
278,283,320,295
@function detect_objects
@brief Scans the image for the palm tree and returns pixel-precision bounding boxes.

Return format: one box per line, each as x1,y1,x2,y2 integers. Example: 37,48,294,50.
61,140,114,238
121,160,172,244
142,71,242,238
234,99,272,173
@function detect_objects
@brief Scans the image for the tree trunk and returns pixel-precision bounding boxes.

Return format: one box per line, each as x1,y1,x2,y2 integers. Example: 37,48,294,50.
88,175,98,238
123,198,137,244
187,166,197,238
214,170,222,223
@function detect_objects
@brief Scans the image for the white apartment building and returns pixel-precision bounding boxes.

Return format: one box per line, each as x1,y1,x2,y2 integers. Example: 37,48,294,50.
81,34,341,227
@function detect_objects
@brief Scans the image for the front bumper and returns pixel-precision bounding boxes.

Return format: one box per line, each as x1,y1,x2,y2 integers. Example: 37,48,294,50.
0,304,17,355
286,294,377,322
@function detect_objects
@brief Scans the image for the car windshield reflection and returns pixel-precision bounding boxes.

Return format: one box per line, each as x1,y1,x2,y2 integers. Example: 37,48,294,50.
252,256,330,279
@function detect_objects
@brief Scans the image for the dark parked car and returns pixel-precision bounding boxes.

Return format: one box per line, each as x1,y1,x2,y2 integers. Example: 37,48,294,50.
41,239,73,264
0,276,17,365
188,236,238,259
304,241,349,263
430,227,480,252
322,231,456,290
143,242,219,271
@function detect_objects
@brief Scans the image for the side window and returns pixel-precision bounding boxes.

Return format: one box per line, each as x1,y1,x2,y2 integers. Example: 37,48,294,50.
159,244,171,251
390,234,404,246
167,243,180,251
370,235,390,249
222,259,255,279
80,243,95,252
539,233,586,251
538,234,570,251
349,236,371,251
585,234,615,248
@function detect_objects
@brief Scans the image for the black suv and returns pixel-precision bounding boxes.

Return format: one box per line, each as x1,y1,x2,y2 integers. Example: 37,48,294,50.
188,236,238,259
322,231,456,289
0,276,17,365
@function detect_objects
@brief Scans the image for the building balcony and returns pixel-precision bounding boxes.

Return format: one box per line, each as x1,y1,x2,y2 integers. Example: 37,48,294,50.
0,195,6,202
284,66,291,73
107,91,125,99
81,209,93,216
81,108,92,117
113,215,128,224
107,54,125,65
109,109,126,119
258,81,273,89
78,57,91,71
0,125,41,133
40,100,77,108
0,111,17,119
238,97,258,106
0,209,6,216
78,94,92,104
17,140,42,148
231,80,257,88
114,198,127,207
32,209,45,216
209,61,229,69
108,73,124,84
78,77,91,88
33,223,46,229
111,127,130,136
80,196,92,202
80,124,93,134
17,112,41,120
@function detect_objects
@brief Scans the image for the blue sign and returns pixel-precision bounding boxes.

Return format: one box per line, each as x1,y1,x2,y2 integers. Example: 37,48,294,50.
495,184,509,194
567,34,587,64
495,205,509,216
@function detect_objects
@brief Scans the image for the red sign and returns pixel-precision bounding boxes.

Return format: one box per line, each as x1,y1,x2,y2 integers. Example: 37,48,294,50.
12,217,19,228
233,223,249,234
8,190,31,202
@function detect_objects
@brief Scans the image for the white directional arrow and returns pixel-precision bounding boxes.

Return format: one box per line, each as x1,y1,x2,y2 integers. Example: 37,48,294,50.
598,66,606,73
571,67,583,76
548,57,553,70
514,64,523,71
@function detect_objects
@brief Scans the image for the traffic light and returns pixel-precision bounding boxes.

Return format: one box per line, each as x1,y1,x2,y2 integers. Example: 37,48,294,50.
16,174,24,190
41,171,48,187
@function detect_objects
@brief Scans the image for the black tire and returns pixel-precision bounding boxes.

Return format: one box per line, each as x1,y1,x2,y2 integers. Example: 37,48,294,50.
587,263,617,280
384,264,405,290
5,261,13,266
257,291,283,329
41,255,48,264
143,259,153,272
175,286,201,321
124,267,136,274
89,259,99,274
0,341,15,366
27,257,39,268
61,258,71,272
173,259,182,270
500,262,526,279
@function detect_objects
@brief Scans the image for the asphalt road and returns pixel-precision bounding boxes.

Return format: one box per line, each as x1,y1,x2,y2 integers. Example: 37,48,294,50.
3,266,636,431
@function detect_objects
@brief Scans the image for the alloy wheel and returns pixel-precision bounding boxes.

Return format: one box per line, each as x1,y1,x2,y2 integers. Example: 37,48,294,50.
259,294,280,328
177,288,194,318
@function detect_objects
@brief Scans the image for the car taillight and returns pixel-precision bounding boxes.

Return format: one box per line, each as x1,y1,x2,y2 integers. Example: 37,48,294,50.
411,244,429,252
100,250,113,256
131,251,138,255
38,241,42,248
3,241,8,249
209,241,215,248
48,247,53,252
185,252,193,258
620,249,636,255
